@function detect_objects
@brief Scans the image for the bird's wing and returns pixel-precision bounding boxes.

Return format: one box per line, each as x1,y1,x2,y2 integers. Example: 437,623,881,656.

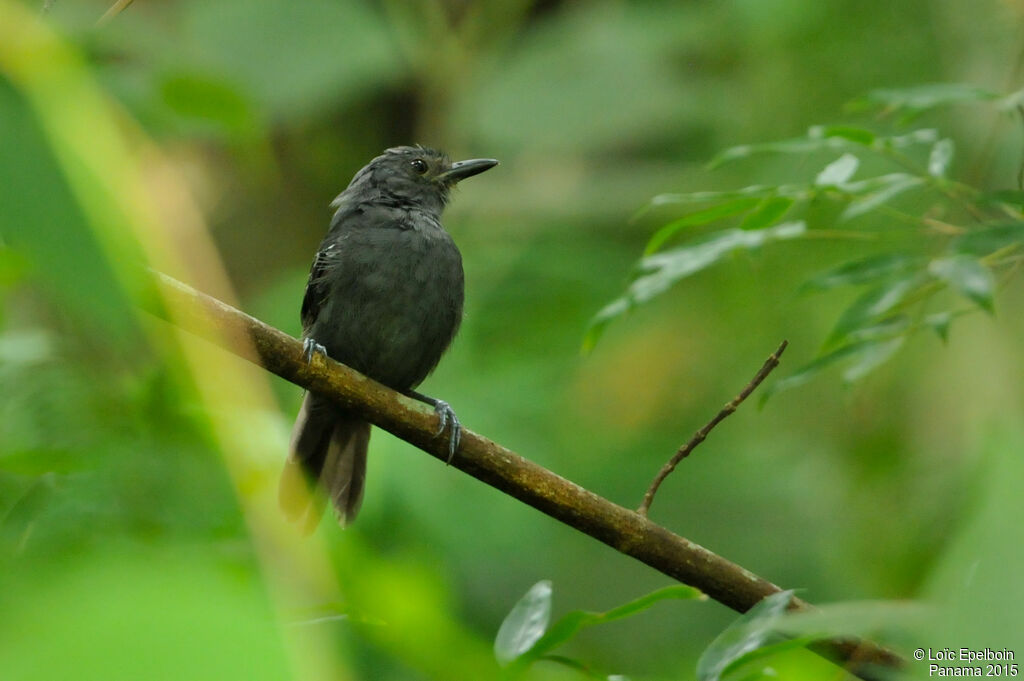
300,243,335,333
300,203,367,333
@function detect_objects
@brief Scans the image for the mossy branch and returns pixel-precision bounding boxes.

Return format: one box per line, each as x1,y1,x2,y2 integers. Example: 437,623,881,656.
144,269,903,680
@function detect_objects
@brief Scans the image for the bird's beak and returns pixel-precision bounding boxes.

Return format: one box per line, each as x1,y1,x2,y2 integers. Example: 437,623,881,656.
438,158,499,184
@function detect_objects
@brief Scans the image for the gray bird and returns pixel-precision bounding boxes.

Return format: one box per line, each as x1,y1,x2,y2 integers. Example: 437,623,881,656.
281,146,498,530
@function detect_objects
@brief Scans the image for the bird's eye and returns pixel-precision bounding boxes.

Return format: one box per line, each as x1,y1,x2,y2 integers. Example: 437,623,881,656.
410,159,428,174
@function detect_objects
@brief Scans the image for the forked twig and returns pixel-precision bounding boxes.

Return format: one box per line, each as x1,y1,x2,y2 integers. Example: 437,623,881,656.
637,340,788,517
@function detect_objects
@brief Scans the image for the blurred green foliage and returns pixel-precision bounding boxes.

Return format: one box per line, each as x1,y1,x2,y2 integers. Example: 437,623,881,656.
2,0,1024,680
589,89,1024,401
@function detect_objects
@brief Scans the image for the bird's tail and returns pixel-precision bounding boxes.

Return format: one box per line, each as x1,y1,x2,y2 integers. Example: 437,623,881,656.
280,393,369,532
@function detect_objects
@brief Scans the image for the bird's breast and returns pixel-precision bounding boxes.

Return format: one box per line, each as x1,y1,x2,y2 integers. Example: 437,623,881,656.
313,225,464,389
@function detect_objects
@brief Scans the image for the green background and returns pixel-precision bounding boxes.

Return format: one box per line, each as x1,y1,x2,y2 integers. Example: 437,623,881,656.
2,1,1022,679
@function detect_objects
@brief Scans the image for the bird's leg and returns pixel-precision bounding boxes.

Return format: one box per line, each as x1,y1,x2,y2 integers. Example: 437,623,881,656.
302,337,328,364
405,389,461,464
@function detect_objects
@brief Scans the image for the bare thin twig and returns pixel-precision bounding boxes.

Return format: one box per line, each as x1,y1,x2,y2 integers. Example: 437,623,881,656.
142,274,899,679
96,0,134,27
637,340,788,517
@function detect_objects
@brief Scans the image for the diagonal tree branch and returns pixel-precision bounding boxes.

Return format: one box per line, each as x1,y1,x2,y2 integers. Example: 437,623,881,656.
143,269,903,680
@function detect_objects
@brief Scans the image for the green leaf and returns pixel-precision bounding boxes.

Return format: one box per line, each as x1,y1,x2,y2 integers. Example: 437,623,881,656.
840,174,924,220
696,590,795,681
586,223,807,351
495,580,553,666
738,197,794,231
760,342,877,404
650,185,808,207
645,198,762,254
710,137,843,167
523,585,702,664
925,311,953,342
928,138,955,178
849,83,999,120
0,328,52,366
844,315,910,343
634,222,806,301
815,154,859,187
710,126,934,167
827,274,926,345
950,222,1024,256
842,336,905,383
874,127,940,149
769,600,930,640
582,297,631,354
818,125,876,145
802,254,922,291
979,190,1024,210
716,636,823,681
998,86,1024,111
928,256,996,312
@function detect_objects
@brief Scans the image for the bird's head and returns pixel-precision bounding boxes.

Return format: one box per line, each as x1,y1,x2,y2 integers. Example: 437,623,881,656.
337,146,498,214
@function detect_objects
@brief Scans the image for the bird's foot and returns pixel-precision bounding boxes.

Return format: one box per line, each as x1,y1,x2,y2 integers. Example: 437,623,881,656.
406,390,461,464
303,337,328,364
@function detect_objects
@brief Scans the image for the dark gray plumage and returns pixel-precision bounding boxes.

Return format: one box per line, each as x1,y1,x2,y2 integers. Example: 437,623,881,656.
281,146,498,530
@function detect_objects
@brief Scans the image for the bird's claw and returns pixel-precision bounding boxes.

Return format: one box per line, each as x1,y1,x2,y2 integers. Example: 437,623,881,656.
431,400,461,464
303,337,328,364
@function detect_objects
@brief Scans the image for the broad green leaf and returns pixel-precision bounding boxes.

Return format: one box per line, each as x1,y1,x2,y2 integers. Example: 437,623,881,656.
842,336,905,383
0,78,141,343
522,585,702,664
802,254,922,291
840,175,924,220
495,581,553,665
738,197,794,231
849,83,999,119
950,222,1024,256
586,223,807,351
827,274,926,345
645,198,762,254
815,154,859,187
696,590,795,681
928,139,955,178
717,637,823,681
928,256,995,312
